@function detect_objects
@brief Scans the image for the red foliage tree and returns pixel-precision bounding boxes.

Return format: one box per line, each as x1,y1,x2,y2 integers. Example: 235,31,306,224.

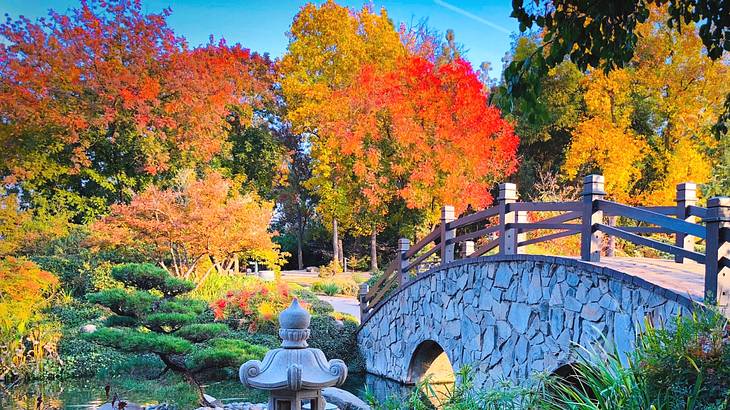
0,0,274,219
319,56,519,225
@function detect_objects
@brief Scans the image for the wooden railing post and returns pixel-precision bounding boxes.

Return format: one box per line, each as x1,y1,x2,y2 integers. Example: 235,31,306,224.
703,197,730,305
440,205,456,264
397,238,410,285
499,183,518,255
358,282,370,316
461,240,475,258
675,182,698,263
581,174,605,262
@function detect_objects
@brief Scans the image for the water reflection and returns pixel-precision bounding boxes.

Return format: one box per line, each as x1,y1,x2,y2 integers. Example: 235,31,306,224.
349,373,455,408
1,373,449,409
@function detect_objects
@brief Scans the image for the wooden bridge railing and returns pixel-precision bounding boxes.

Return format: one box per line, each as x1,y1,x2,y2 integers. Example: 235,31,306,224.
359,175,730,323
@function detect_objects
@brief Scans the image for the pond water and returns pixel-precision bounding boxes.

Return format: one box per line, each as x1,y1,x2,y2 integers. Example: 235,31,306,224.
1,373,435,409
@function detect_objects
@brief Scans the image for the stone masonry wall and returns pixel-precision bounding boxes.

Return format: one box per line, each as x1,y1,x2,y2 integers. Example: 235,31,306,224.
358,255,695,388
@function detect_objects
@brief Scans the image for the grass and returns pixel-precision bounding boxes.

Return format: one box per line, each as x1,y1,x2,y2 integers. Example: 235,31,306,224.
190,271,262,301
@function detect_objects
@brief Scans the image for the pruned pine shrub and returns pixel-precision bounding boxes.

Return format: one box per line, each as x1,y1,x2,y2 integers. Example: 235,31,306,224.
84,263,264,406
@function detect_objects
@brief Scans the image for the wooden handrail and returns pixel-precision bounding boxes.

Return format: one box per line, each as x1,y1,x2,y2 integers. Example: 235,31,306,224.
518,229,578,247
448,225,499,245
506,222,581,233
448,206,498,230
403,245,439,273
539,211,581,224
508,202,582,212
365,259,397,299
638,206,676,215
597,200,706,239
469,237,499,257
367,275,399,309
596,223,705,263
618,226,674,234
404,229,439,259
360,176,730,322
688,205,708,218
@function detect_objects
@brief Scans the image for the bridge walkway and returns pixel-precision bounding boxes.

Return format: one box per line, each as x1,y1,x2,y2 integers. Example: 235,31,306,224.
594,257,704,301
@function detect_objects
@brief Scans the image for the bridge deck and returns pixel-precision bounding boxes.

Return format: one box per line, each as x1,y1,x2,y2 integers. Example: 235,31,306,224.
591,257,705,301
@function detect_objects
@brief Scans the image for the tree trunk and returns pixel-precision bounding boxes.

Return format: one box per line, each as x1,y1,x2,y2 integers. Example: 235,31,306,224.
297,235,304,270
183,372,211,407
296,206,305,270
332,218,340,266
370,227,378,272
338,238,344,267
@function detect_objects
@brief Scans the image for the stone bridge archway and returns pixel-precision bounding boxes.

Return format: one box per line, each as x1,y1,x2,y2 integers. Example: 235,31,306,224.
407,340,455,385
358,255,696,388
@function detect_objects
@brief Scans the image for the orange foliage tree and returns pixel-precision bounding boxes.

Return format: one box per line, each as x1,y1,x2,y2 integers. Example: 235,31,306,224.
0,257,59,381
319,56,519,228
280,0,406,267
92,171,278,280
0,0,274,221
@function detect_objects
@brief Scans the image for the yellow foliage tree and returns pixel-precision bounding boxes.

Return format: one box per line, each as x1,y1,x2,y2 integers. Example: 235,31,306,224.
564,5,729,204
280,1,406,265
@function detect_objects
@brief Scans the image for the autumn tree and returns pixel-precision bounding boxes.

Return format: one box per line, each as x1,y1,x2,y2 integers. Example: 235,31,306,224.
563,6,729,203
280,0,406,267
0,257,59,381
319,56,519,263
0,0,274,222
92,171,278,281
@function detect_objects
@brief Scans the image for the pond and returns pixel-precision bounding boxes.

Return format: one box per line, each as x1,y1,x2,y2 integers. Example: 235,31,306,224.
1,373,436,409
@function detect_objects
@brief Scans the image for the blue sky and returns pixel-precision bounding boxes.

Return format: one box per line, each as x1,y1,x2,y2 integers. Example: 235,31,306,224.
3,0,518,79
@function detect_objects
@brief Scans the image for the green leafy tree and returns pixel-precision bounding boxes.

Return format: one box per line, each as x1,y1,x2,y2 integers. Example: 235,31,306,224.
493,36,586,198
84,263,265,406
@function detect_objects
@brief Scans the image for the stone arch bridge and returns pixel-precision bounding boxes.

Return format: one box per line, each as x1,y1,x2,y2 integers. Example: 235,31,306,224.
357,175,730,388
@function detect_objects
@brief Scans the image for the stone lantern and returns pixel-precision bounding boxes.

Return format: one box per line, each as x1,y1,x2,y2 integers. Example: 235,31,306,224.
239,299,348,410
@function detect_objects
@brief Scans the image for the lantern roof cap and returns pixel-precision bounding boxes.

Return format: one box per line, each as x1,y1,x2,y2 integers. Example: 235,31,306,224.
239,299,348,391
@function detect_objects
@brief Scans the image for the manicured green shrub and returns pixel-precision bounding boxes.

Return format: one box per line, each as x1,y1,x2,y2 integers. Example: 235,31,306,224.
310,298,335,315
49,299,105,329
187,338,267,371
56,337,128,379
111,263,194,296
174,323,229,343
232,330,280,349
84,263,265,406
312,278,359,296
308,313,363,373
